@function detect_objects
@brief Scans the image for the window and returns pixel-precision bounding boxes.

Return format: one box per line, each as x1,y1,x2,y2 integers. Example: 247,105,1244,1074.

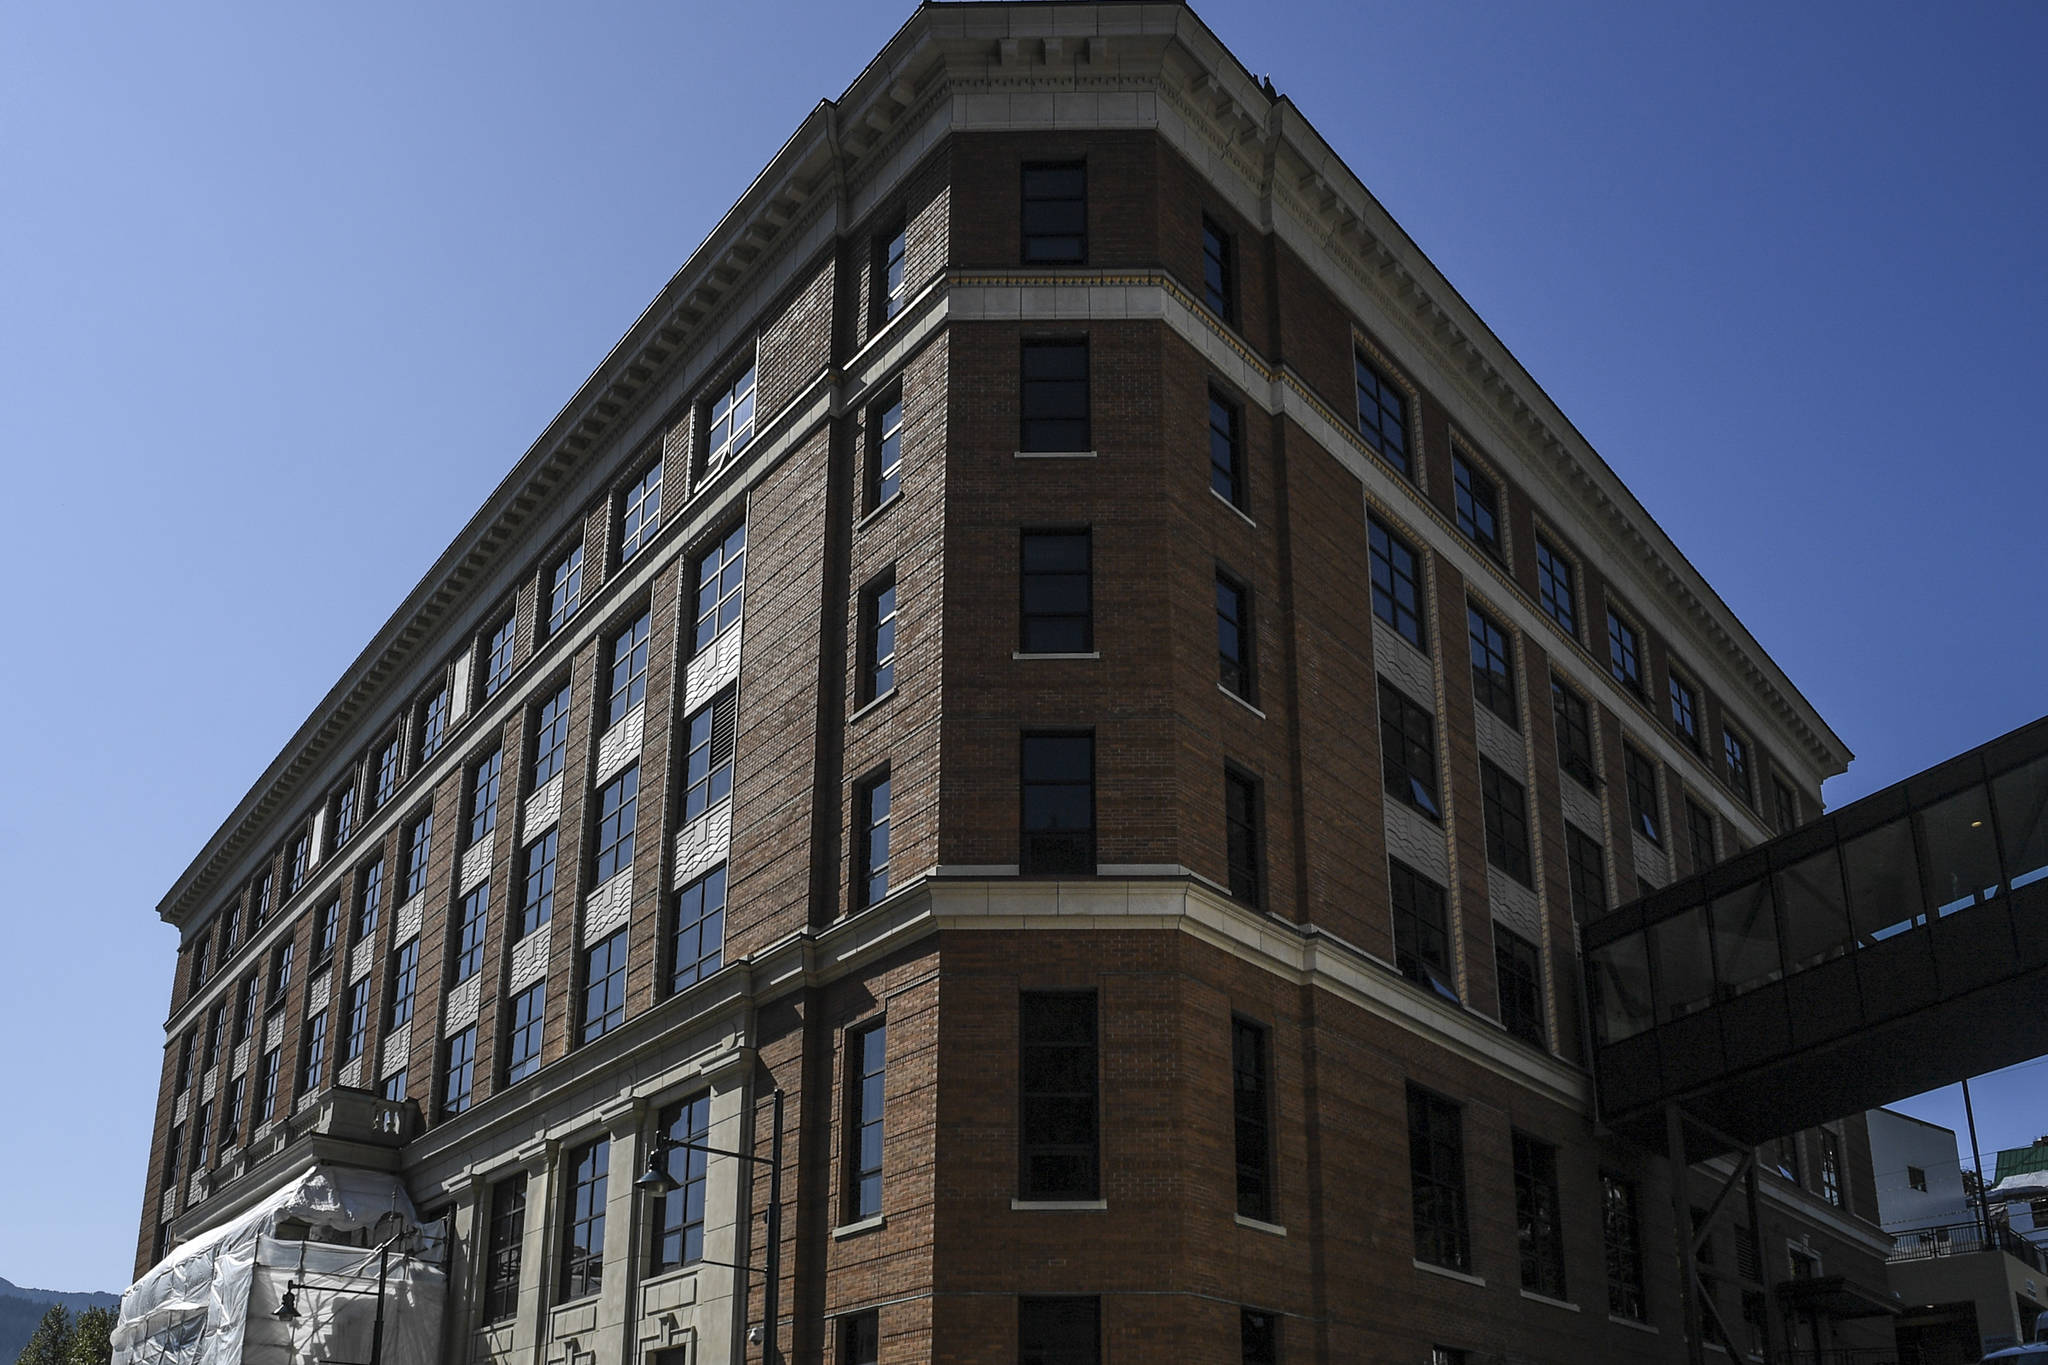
1378,681,1441,819
1021,162,1085,263
651,1095,711,1271
204,1003,227,1069
452,883,489,984
1019,1297,1098,1365
546,543,584,638
1513,1133,1567,1300
469,749,502,850
1552,679,1597,789
1354,351,1410,477
1389,860,1454,999
387,941,418,1029
580,929,628,1043
1020,529,1091,653
1535,537,1577,637
1240,1309,1277,1365
1367,515,1425,649
848,1022,886,1220
869,392,905,509
250,870,274,929
162,1125,183,1190
192,1101,213,1172
481,1175,527,1324
1467,605,1516,726
235,976,258,1044
300,1010,329,1092
355,858,384,939
1020,339,1090,452
1201,215,1234,322
220,898,242,962
1686,800,1717,873
1602,1173,1646,1319
1208,387,1244,509
605,611,652,727
381,1069,408,1103
1019,991,1098,1200
1908,1165,1928,1192
442,1025,477,1117
1224,768,1263,906
504,983,544,1084
174,1032,196,1093
617,460,662,564
841,1312,880,1365
329,780,358,851
1452,455,1502,560
221,1076,245,1152
313,899,340,964
1821,1129,1843,1208
1566,827,1607,921
340,978,370,1063
704,359,758,476
1233,1018,1272,1223
482,613,517,700
1669,671,1700,751
190,937,209,993
416,685,451,765
403,811,435,901
560,1137,609,1299
1773,777,1799,833
518,830,557,937
672,865,726,994
859,573,897,703
1495,929,1545,1047
1430,1349,1468,1365
530,682,572,789
681,690,737,821
1606,609,1643,696
256,1048,281,1123
1408,1085,1469,1271
1216,571,1254,701
371,735,402,811
288,830,311,894
692,522,747,655
269,940,294,1010
856,772,891,909
1623,746,1661,843
1021,733,1094,875
591,765,639,884
1480,759,1533,886
877,223,909,321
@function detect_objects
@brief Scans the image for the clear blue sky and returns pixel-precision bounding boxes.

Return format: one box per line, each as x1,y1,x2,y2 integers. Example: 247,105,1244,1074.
1,0,2041,1291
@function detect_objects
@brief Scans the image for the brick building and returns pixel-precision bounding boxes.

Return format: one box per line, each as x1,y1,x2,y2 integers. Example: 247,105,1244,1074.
130,4,1898,1362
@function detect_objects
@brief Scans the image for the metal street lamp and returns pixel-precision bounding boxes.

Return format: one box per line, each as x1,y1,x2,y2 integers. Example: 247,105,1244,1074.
273,1243,392,1365
635,1089,785,1362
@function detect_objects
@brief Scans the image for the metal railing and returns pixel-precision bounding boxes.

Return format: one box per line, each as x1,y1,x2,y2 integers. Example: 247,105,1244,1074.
1886,1218,2048,1274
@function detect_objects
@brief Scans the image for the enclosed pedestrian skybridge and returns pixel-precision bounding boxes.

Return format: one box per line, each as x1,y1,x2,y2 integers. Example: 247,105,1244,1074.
1584,714,2048,1158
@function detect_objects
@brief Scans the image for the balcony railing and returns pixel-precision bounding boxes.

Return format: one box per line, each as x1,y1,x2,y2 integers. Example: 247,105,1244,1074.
1887,1218,2048,1274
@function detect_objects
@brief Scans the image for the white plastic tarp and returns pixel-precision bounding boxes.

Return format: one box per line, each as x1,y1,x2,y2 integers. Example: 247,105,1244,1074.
112,1166,443,1365
1989,1168,2048,1202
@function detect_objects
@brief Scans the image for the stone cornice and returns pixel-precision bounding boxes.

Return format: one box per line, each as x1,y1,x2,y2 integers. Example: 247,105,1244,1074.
158,0,1847,929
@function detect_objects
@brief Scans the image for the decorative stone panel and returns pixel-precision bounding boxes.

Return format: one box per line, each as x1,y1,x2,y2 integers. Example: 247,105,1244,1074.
188,1172,206,1206
458,840,491,896
1372,623,1434,707
524,773,565,839
350,937,377,983
1487,868,1543,943
160,1187,177,1219
449,653,473,725
595,705,645,785
338,1058,363,1090
582,868,634,945
173,1091,189,1125
1633,833,1671,889
1560,778,1603,839
444,975,482,1035
674,803,733,887
308,972,331,1014
509,924,552,993
1473,706,1524,774
381,1022,411,1075
1383,801,1449,884
395,893,425,946
232,1040,251,1076
684,623,743,714
201,1069,218,1103
265,1013,284,1051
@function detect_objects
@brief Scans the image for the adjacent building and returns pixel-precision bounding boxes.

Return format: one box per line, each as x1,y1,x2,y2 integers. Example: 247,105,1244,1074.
129,3,1898,1361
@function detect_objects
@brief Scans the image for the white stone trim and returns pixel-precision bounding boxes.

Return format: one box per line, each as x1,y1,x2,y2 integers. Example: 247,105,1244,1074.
444,975,482,1035
460,838,493,894
674,803,733,888
1383,800,1449,885
1488,868,1542,944
338,1058,364,1090
1632,833,1671,889
1473,706,1523,775
582,868,634,945
509,924,552,993
684,624,743,715
523,773,565,841
349,936,377,984
308,972,331,1014
1560,777,1603,840
594,704,645,786
381,1021,411,1075
395,893,424,947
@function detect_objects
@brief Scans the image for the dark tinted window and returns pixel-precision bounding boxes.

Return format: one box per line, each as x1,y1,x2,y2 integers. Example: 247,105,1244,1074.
651,1095,711,1271
580,929,628,1043
482,1175,526,1323
560,1137,609,1299
1495,929,1545,1046
1536,538,1576,636
857,772,892,908
1355,352,1409,476
1019,992,1098,1200
1209,388,1244,508
1021,733,1094,875
1225,769,1262,906
605,611,651,727
1232,1018,1272,1222
1408,1085,1469,1271
848,1024,887,1221
1453,456,1502,559
1552,679,1597,789
1467,605,1516,726
1379,681,1441,819
1021,163,1086,263
1021,530,1091,654
1480,759,1533,885
531,682,573,789
591,765,639,884
1201,216,1234,321
1019,1297,1099,1365
1606,609,1642,695
1624,746,1661,843
672,865,726,994
1021,340,1090,452
1217,572,1253,700
693,522,747,655
1390,859,1454,1000
1368,515,1425,649
1513,1133,1567,1300
504,983,544,1083
681,690,737,821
